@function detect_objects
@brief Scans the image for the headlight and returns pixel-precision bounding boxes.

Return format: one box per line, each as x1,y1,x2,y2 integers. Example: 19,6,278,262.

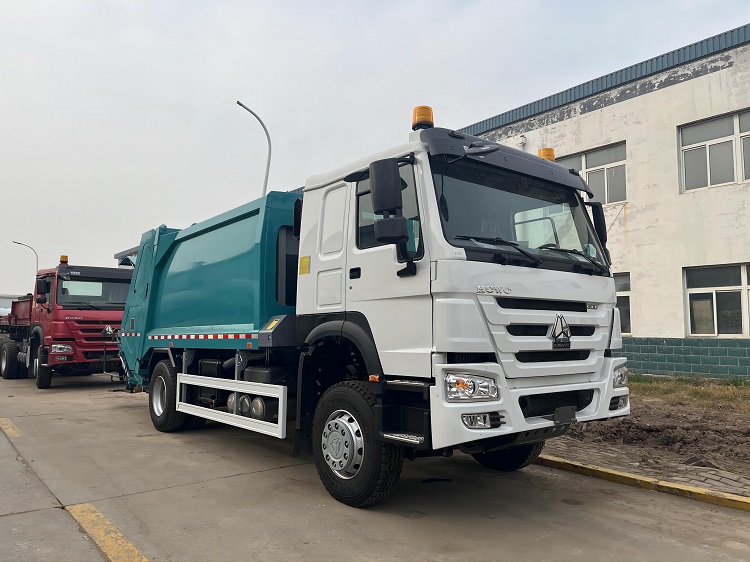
51,344,73,354
613,365,628,388
445,373,499,401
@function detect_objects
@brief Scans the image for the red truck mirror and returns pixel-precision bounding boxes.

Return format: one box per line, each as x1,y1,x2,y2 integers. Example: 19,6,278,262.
35,279,50,296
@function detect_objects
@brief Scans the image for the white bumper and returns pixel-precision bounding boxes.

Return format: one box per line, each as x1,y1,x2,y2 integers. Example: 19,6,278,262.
429,356,629,450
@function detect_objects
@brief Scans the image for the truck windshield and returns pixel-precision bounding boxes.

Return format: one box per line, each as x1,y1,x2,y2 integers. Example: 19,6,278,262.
429,155,608,274
56,278,130,310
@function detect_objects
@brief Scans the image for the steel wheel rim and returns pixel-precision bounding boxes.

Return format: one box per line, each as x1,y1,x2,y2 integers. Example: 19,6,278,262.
0,351,6,374
33,355,38,378
321,409,365,480
152,376,167,417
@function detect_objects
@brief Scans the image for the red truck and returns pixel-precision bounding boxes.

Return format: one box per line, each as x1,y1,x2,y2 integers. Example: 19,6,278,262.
0,256,133,388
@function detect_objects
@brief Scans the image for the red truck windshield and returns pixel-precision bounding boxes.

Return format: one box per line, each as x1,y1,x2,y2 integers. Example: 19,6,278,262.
56,277,130,310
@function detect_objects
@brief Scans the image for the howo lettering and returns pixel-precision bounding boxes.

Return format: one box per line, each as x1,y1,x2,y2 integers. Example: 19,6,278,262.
118,107,629,507
0,256,132,388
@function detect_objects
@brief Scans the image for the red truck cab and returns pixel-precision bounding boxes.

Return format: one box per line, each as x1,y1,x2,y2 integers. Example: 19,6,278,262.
0,256,133,388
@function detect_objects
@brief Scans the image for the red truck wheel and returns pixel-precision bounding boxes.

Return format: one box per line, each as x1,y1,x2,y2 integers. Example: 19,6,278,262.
1,343,19,379
33,352,53,389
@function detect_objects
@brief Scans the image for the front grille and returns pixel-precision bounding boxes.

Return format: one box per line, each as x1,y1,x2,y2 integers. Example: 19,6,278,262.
507,325,596,337
519,389,595,418
515,350,590,363
496,297,587,313
83,351,119,361
447,352,497,364
507,325,548,336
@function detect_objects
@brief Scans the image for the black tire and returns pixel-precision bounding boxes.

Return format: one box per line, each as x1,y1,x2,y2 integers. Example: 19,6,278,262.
312,381,404,508
1,343,19,380
472,441,545,471
33,349,53,389
149,360,187,432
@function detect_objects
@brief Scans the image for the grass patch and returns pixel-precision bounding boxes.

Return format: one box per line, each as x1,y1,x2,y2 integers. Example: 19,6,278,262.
628,373,750,413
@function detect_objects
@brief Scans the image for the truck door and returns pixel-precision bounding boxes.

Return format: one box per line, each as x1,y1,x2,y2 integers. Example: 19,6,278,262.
346,162,432,378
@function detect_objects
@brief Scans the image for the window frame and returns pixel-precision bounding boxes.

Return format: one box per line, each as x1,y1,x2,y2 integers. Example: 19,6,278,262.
684,264,749,338
614,272,631,335
557,142,627,205
354,163,424,262
680,111,750,192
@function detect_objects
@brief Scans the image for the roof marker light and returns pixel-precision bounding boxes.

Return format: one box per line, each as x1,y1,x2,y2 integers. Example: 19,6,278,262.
412,106,434,130
538,148,556,161
59,255,69,265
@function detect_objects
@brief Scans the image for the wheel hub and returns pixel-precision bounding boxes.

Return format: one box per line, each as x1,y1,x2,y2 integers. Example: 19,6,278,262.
321,409,364,479
152,376,167,417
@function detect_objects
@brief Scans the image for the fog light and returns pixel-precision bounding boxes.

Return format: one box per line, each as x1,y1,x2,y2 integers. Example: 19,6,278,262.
54,356,68,361
612,365,628,388
51,344,73,353
617,395,628,409
445,373,499,401
462,413,491,429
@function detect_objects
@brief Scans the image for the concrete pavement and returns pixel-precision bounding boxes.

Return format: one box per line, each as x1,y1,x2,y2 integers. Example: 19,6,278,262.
1,373,749,562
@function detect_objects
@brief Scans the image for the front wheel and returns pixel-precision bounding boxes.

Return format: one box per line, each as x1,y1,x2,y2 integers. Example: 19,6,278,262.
33,349,53,389
312,381,403,508
472,441,545,471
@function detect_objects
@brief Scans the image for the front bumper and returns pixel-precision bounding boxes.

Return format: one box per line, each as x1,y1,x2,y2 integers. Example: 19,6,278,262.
429,356,629,450
45,344,120,368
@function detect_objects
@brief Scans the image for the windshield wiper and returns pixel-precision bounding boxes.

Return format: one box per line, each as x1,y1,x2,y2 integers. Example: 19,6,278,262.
66,302,102,310
455,236,543,265
538,244,607,274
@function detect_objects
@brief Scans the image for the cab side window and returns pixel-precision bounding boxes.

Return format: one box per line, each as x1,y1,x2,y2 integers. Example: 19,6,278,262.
356,165,423,260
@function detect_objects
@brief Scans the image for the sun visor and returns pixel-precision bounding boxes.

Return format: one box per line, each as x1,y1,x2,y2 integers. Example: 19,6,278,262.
420,128,592,197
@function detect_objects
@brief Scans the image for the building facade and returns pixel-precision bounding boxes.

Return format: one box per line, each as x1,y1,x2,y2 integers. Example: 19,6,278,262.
462,25,750,378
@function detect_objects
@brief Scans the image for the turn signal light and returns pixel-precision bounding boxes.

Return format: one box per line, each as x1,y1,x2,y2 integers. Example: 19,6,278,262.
59,255,69,264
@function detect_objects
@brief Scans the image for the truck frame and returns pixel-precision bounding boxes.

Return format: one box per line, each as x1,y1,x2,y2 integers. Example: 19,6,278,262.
119,109,629,507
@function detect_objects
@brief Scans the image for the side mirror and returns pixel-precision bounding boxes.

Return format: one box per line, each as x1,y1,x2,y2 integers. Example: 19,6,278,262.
585,201,607,246
369,158,409,245
369,158,403,214
35,279,49,296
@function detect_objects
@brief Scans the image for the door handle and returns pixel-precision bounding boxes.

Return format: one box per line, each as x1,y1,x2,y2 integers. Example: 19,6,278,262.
349,268,361,279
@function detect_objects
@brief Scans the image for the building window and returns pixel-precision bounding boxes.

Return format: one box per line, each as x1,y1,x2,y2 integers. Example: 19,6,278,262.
685,265,748,337
680,111,750,191
614,273,631,334
557,143,626,204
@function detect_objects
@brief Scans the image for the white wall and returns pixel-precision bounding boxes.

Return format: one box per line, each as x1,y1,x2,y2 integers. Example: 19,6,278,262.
480,45,750,337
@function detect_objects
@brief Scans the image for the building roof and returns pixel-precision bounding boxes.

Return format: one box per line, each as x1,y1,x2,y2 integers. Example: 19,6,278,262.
460,24,750,137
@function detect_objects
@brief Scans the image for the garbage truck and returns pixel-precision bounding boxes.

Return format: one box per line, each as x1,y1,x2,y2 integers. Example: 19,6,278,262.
1,256,132,387
119,106,629,507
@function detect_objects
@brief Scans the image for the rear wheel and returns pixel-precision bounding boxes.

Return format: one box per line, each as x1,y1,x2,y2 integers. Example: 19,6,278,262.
33,349,53,389
472,441,545,471
1,343,19,379
312,381,404,508
149,360,187,432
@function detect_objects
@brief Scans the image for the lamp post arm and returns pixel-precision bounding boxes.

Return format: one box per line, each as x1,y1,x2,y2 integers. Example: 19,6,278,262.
12,240,39,274
236,101,272,197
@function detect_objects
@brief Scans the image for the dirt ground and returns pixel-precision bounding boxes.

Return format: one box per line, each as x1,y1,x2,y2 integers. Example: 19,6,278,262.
569,393,750,476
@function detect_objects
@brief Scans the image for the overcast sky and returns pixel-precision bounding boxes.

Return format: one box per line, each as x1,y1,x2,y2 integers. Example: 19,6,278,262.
1,1,748,294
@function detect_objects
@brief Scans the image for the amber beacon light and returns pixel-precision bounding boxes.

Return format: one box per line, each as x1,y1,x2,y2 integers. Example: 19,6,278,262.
537,147,556,161
59,255,69,265
412,106,434,130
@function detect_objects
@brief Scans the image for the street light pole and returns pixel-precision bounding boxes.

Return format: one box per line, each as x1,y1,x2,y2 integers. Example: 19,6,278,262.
12,241,39,274
236,101,272,197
